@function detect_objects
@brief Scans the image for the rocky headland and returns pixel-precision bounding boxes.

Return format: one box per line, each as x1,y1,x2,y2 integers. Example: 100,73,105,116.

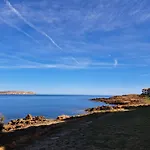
0,91,36,95
86,94,150,112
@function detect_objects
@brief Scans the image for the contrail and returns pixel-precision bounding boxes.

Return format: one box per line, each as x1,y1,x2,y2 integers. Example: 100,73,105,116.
4,0,80,64
0,17,40,44
4,0,62,50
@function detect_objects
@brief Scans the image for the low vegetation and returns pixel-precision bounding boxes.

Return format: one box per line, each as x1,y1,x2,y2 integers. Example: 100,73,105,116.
144,95,150,104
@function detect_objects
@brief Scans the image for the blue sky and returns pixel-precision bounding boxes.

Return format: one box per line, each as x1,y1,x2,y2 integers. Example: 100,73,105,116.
0,0,150,95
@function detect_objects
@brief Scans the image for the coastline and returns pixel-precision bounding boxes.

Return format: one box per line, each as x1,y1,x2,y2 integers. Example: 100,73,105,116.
2,94,150,132
1,94,150,149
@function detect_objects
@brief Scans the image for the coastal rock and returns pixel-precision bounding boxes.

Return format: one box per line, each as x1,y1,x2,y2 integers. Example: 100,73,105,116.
25,114,33,120
35,116,46,121
85,106,113,112
57,115,70,120
25,120,31,125
100,106,113,110
10,120,17,125
3,124,13,131
3,114,48,132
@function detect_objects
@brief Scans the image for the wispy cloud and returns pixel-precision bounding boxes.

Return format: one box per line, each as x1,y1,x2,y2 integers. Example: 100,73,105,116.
4,0,62,50
0,17,39,44
0,0,150,70
114,59,118,67
4,0,81,64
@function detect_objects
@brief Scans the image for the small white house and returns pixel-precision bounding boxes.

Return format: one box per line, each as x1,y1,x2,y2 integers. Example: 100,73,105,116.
142,88,150,95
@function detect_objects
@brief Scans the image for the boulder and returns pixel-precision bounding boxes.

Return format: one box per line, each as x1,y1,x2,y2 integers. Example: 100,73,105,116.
3,124,12,131
57,115,70,120
10,120,17,125
25,114,32,120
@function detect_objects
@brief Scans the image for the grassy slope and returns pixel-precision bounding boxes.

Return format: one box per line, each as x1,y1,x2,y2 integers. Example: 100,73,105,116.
24,106,150,150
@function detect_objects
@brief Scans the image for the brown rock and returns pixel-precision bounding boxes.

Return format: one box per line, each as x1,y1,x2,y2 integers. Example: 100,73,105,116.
3,124,12,131
35,116,46,121
25,120,31,124
15,125,22,129
25,114,32,120
100,106,113,110
10,120,17,125
57,115,70,120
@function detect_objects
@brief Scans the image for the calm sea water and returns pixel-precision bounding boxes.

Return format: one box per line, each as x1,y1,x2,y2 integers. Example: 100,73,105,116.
0,95,110,122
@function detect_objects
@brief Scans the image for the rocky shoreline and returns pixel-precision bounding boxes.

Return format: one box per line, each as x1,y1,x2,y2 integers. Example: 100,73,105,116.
2,114,71,132
1,94,150,149
2,94,150,132
86,94,150,112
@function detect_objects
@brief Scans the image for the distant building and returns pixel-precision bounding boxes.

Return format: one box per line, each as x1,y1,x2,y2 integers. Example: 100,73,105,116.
142,88,150,95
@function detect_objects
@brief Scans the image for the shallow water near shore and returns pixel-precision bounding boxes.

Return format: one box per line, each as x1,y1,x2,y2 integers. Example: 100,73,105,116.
0,95,110,123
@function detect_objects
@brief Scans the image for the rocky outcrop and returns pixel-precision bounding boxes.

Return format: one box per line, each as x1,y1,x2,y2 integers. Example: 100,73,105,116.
91,94,146,105
3,114,72,132
0,91,36,95
3,114,46,132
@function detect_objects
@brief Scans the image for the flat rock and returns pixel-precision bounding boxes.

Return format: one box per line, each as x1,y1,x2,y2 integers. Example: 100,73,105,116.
57,115,70,120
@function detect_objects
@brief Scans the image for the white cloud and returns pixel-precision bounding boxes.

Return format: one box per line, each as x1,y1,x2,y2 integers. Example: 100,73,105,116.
114,59,118,67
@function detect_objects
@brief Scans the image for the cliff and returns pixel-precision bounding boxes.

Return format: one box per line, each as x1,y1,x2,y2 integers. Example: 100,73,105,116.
0,91,36,95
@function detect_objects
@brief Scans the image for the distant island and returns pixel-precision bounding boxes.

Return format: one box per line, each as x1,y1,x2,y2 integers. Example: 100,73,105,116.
0,91,36,95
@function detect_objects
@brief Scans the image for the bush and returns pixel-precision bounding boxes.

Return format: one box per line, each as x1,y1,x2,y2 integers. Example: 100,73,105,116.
0,113,5,123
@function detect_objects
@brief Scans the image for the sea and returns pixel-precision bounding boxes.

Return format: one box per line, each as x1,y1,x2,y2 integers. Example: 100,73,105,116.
0,95,110,123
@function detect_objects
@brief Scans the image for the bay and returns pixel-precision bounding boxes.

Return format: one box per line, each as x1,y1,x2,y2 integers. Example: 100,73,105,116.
0,95,110,122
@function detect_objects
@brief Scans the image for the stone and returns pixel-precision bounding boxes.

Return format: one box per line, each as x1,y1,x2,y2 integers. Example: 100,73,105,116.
10,120,17,125
100,106,113,110
3,124,12,131
35,116,45,121
57,115,70,120
25,114,33,120
15,125,22,129
25,120,31,124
